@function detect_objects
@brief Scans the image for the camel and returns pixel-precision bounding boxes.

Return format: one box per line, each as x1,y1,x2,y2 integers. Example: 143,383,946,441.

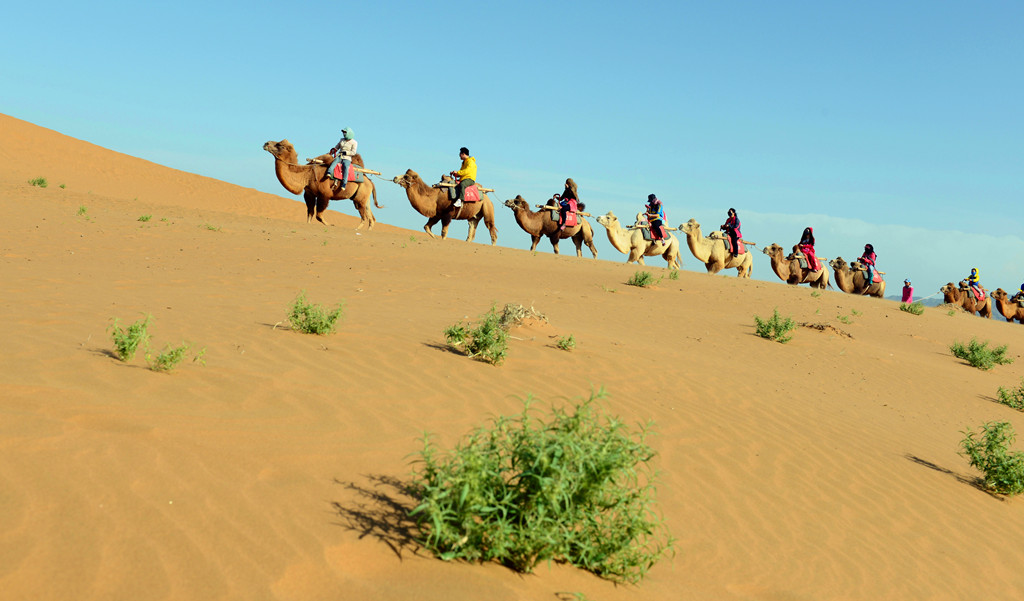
391,170,498,245
263,140,381,229
678,218,752,278
594,211,681,269
990,288,1024,323
502,196,598,258
762,243,830,289
829,257,886,298
940,281,993,318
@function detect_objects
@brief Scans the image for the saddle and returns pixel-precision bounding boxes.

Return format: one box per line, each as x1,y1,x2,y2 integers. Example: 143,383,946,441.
852,262,883,283
330,163,364,183
463,184,481,203
721,234,745,256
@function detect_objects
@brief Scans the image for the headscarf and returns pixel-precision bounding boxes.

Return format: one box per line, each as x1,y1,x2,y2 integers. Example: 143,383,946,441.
342,127,355,140
801,227,815,246
563,178,579,202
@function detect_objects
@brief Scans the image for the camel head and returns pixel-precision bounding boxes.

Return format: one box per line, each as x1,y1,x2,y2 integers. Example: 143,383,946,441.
680,218,701,236
391,169,421,189
762,243,784,258
263,139,297,162
992,288,1009,301
940,282,957,297
503,196,528,211
596,211,619,229
829,256,847,271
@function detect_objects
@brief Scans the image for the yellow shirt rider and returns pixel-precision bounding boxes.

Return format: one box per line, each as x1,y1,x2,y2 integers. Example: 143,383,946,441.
449,147,476,206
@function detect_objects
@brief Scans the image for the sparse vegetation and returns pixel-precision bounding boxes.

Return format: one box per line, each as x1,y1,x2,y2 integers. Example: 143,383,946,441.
108,315,152,361
996,379,1024,411
77,205,88,217
668,270,679,281
960,421,1024,496
201,223,221,232
949,338,1013,370
810,290,821,298
754,308,796,343
409,390,674,583
444,303,510,365
627,271,657,287
900,301,925,315
556,334,576,351
287,291,345,335
138,215,152,222
147,342,193,372
28,177,48,188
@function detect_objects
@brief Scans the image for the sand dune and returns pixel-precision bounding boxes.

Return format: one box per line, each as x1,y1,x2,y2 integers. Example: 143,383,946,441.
2,113,1024,600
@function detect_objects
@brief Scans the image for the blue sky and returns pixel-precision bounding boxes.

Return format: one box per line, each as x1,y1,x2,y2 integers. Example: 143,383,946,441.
3,1,1022,300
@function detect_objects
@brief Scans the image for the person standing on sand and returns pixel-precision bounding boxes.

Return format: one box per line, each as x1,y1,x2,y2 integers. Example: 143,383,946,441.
327,127,357,192
449,147,476,207
902,279,913,303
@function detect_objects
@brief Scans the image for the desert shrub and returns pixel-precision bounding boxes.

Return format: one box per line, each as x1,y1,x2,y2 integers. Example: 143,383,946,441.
108,315,152,361
960,421,1024,495
287,291,345,335
77,205,88,216
949,338,1013,370
408,390,674,583
996,379,1024,411
28,177,48,188
900,301,924,315
497,303,546,328
444,304,509,365
556,334,576,351
147,342,191,372
627,271,656,287
754,308,796,343
668,270,679,281
138,214,152,222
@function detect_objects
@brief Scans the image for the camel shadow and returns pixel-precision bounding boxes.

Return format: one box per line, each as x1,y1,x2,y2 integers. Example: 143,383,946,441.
331,474,423,559
904,454,1003,499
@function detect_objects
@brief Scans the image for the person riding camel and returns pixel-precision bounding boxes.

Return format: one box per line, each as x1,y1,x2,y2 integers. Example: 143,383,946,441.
859,244,877,285
967,267,983,300
798,227,820,271
327,127,357,192
720,208,741,254
553,178,583,230
645,194,667,245
449,147,476,208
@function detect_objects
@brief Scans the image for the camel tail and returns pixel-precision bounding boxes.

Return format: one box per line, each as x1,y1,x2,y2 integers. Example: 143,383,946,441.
372,182,383,209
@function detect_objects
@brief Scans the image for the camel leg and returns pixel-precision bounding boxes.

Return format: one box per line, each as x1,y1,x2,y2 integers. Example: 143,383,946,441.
439,215,452,240
423,216,440,239
551,236,561,255
529,236,540,252
303,190,317,223
315,194,331,226
466,215,480,242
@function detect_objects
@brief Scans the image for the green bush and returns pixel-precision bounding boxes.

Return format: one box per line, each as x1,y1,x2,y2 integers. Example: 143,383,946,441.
287,291,345,335
108,315,151,361
138,214,152,222
960,421,1024,495
147,342,191,372
409,390,674,583
997,379,1024,411
444,304,509,365
754,308,796,343
627,271,656,287
949,338,1013,370
556,334,576,351
28,177,48,188
900,301,924,315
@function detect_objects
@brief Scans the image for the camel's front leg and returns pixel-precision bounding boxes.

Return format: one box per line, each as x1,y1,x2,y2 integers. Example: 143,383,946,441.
529,236,541,252
303,190,317,223
423,216,441,239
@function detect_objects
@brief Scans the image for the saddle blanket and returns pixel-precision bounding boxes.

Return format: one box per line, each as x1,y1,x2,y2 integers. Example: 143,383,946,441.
331,163,364,183
463,184,481,204
723,236,746,256
551,208,578,228
969,286,985,302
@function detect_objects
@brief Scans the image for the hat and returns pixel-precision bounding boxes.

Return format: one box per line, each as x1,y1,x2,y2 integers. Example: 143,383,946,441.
647,194,658,202
905,279,911,284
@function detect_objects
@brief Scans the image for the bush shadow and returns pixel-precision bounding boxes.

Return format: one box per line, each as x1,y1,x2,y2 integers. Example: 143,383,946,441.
331,474,423,559
904,454,1004,499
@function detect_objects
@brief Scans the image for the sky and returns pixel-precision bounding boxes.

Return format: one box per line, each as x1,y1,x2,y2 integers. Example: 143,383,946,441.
3,0,1022,303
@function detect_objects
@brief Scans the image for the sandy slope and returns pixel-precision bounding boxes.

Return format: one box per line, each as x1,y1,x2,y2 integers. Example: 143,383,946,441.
3,113,1024,601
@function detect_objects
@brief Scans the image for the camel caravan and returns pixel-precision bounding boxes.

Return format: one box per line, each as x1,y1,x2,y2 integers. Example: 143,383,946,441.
264,137,1022,315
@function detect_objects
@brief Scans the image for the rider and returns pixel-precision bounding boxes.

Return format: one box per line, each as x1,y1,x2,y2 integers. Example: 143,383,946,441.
327,127,357,192
967,267,982,299
645,194,667,244
720,208,741,254
553,178,581,230
449,147,476,207
798,227,820,271
859,244,877,284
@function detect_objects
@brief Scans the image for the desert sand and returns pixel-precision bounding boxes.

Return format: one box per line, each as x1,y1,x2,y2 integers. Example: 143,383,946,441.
2,113,1024,600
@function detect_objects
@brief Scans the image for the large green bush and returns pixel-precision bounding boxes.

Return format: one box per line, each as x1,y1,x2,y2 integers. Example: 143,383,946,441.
960,421,1024,496
408,390,674,583
949,338,1013,370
